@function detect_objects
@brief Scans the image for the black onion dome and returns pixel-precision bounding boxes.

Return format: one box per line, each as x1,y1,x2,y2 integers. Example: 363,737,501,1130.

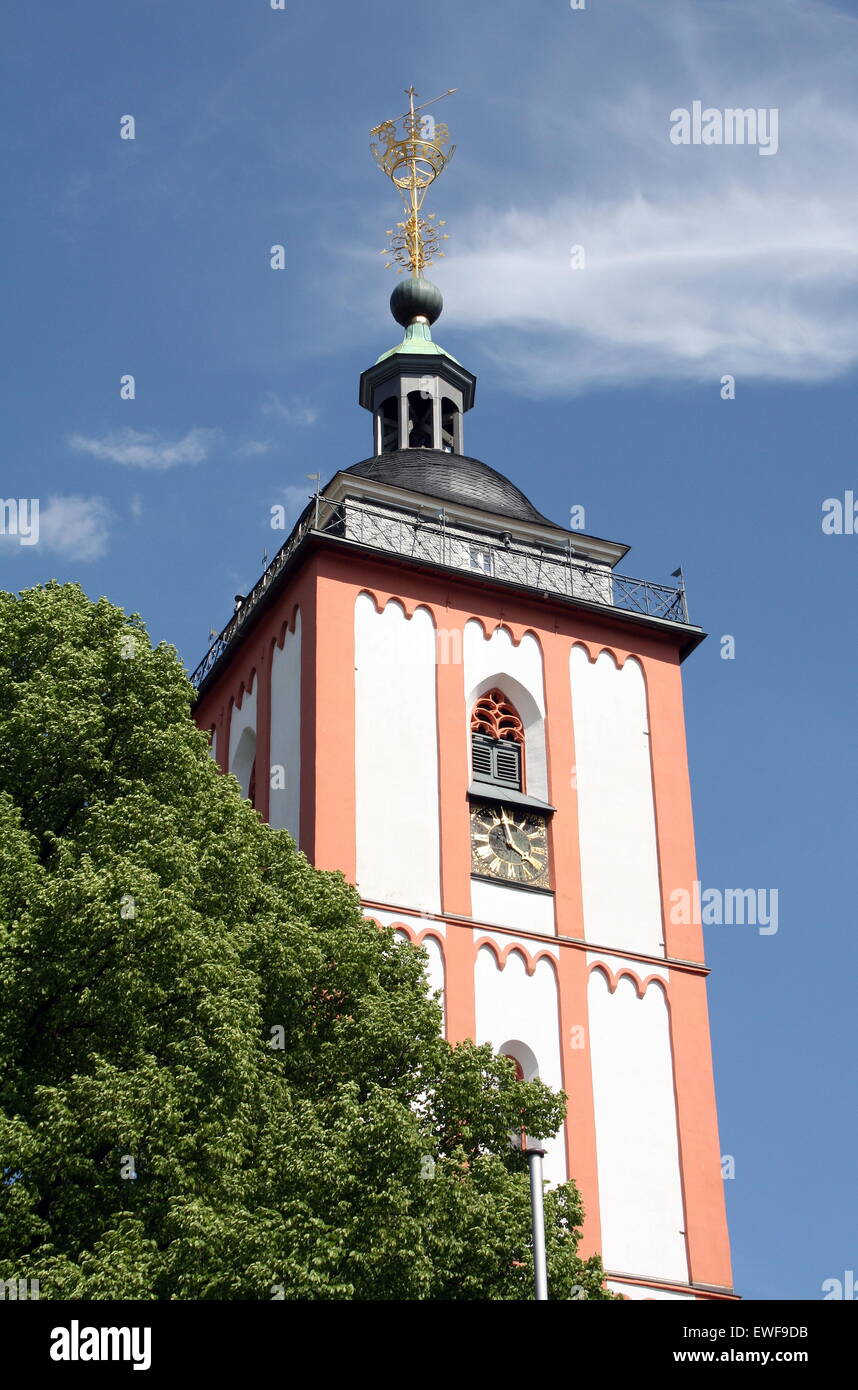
390,276,443,327
345,449,558,527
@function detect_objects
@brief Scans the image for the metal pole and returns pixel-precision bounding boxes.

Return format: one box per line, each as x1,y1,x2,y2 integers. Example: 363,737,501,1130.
670,565,688,622
306,473,321,530
526,1143,549,1300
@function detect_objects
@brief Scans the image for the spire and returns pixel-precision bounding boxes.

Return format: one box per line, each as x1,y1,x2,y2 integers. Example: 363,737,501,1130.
361,85,474,455
370,85,456,277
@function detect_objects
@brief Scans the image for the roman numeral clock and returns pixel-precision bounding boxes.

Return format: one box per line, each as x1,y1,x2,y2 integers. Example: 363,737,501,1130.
470,802,550,886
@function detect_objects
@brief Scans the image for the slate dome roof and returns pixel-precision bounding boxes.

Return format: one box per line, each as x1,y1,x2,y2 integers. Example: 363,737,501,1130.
345,449,558,528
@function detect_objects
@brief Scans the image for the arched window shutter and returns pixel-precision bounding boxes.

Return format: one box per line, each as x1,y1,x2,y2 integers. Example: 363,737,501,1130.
470,689,525,791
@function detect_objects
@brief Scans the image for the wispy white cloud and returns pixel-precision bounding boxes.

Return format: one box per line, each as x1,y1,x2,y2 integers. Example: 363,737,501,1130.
334,0,858,394
39,495,112,560
240,439,271,457
68,427,218,469
1,495,111,560
262,393,318,426
40,496,112,560
442,184,858,393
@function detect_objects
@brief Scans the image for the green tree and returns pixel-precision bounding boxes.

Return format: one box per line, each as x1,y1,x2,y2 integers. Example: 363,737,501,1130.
0,582,613,1300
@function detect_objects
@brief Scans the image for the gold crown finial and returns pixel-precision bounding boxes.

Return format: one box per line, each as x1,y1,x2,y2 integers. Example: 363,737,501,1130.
370,85,456,276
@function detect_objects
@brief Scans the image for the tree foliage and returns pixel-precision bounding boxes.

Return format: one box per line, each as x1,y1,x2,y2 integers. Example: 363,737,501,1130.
0,582,613,1299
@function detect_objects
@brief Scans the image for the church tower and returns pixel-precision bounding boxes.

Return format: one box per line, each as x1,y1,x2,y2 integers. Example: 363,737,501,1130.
192,91,734,1302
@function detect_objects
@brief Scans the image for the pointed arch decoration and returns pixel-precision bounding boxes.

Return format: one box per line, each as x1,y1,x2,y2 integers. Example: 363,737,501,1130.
474,936,559,979
470,688,525,743
587,961,670,1001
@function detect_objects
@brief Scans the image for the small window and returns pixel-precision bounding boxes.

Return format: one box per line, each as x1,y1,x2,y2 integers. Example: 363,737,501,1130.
468,545,494,576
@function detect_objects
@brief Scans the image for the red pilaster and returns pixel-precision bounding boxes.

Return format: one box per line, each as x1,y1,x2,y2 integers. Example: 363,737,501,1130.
669,969,734,1289
435,611,472,918
255,638,273,822
442,922,476,1044
557,945,602,1256
645,648,732,1289
542,634,585,937
220,699,232,776
309,557,356,879
645,648,705,964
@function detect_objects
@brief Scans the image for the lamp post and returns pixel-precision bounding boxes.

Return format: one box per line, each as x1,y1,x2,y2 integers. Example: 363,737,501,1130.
513,1131,549,1300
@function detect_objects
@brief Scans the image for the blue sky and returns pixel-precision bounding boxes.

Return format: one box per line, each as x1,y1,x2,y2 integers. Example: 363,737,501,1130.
2,0,856,1300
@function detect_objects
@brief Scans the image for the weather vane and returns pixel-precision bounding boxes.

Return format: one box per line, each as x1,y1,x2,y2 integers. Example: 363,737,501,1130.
370,85,457,276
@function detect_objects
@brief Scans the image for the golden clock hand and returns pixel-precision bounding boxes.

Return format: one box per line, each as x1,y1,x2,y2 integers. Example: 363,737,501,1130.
499,806,516,849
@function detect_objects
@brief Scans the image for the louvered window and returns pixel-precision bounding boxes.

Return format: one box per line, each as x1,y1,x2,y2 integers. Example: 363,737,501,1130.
472,733,522,789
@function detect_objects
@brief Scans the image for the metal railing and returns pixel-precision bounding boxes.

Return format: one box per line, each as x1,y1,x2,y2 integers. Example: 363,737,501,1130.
191,494,688,688
190,503,322,688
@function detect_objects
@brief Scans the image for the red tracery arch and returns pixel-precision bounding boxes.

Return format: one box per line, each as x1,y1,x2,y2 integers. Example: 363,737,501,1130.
470,688,524,743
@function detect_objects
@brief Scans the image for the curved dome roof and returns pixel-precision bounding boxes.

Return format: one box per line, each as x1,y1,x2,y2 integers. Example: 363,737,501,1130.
345,449,558,528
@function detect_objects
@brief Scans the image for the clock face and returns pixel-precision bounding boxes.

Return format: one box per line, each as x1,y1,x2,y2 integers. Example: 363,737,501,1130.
470,802,550,888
